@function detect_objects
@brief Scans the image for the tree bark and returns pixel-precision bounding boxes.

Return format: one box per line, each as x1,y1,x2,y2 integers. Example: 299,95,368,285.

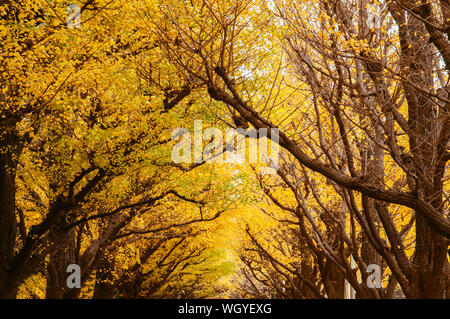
0,126,19,298
401,13,449,298
93,253,115,299
46,227,76,299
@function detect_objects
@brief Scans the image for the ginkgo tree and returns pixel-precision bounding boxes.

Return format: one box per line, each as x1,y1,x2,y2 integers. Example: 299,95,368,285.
0,0,246,299
2,0,449,299
154,0,449,298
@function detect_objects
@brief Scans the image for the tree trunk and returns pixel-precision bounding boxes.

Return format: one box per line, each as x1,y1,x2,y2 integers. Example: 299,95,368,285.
0,126,19,298
396,12,449,299
323,259,345,298
408,214,448,298
46,227,76,299
93,253,115,299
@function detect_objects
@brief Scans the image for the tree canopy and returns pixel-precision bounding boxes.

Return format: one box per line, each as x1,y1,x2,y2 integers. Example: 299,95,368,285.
0,0,449,299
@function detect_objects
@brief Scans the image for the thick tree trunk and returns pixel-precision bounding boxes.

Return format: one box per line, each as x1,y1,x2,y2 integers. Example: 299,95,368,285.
46,228,76,299
359,196,383,299
323,260,345,298
409,140,448,298
408,214,448,298
319,211,346,298
93,253,115,299
0,127,19,298
405,92,449,298
406,71,449,298
394,12,450,298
